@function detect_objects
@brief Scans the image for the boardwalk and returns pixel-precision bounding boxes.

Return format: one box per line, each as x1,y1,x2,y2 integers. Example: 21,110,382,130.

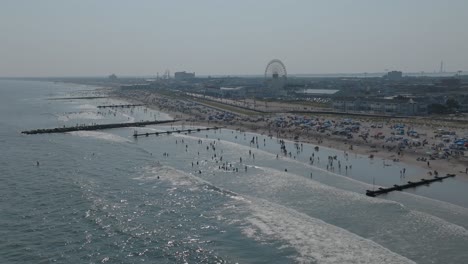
22,120,177,134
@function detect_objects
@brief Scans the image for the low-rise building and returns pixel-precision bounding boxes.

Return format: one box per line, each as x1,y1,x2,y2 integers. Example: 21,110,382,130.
385,71,403,80
174,71,195,80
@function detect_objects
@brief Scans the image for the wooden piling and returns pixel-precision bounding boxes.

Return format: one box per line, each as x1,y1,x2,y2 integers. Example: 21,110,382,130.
366,174,455,197
22,120,178,134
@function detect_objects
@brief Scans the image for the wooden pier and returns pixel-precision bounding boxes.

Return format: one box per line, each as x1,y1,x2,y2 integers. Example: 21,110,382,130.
133,126,223,138
21,120,178,135
366,174,456,197
97,104,145,108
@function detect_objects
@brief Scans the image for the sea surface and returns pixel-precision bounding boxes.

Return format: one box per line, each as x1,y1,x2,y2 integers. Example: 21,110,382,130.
1,80,468,264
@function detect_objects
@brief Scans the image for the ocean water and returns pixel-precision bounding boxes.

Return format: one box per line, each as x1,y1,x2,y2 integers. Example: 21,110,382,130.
1,80,468,264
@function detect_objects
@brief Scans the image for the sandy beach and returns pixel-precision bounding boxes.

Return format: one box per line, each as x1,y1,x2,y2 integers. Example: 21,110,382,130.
111,88,468,180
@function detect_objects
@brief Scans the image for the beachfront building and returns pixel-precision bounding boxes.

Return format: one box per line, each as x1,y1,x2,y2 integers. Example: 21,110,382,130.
332,97,428,115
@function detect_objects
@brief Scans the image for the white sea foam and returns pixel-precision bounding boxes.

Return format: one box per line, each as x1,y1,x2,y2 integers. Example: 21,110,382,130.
405,210,468,237
133,127,468,232
248,165,468,237
76,104,97,110
252,165,395,205
140,165,249,200
141,165,198,189
139,164,468,263
241,197,416,264
171,129,468,224
68,131,130,143
141,165,414,263
397,191,468,217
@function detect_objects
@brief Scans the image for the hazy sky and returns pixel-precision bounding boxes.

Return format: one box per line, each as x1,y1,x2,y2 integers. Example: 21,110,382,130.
1,0,468,77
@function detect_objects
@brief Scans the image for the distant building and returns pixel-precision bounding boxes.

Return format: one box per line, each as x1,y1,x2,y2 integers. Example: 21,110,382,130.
174,71,195,80
108,74,118,80
385,71,403,80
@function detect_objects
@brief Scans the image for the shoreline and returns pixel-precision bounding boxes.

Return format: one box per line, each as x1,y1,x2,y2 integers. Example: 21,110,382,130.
107,87,468,180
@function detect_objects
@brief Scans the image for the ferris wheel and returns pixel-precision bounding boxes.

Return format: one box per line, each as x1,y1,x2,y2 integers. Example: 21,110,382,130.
264,59,287,80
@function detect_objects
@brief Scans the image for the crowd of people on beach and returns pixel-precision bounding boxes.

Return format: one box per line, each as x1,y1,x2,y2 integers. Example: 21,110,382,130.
117,89,468,176
153,127,372,183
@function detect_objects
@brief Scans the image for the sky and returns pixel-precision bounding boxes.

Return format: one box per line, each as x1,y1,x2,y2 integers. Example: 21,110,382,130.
1,0,468,77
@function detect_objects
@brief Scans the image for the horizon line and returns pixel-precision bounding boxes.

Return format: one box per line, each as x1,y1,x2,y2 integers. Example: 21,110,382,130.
0,71,464,79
